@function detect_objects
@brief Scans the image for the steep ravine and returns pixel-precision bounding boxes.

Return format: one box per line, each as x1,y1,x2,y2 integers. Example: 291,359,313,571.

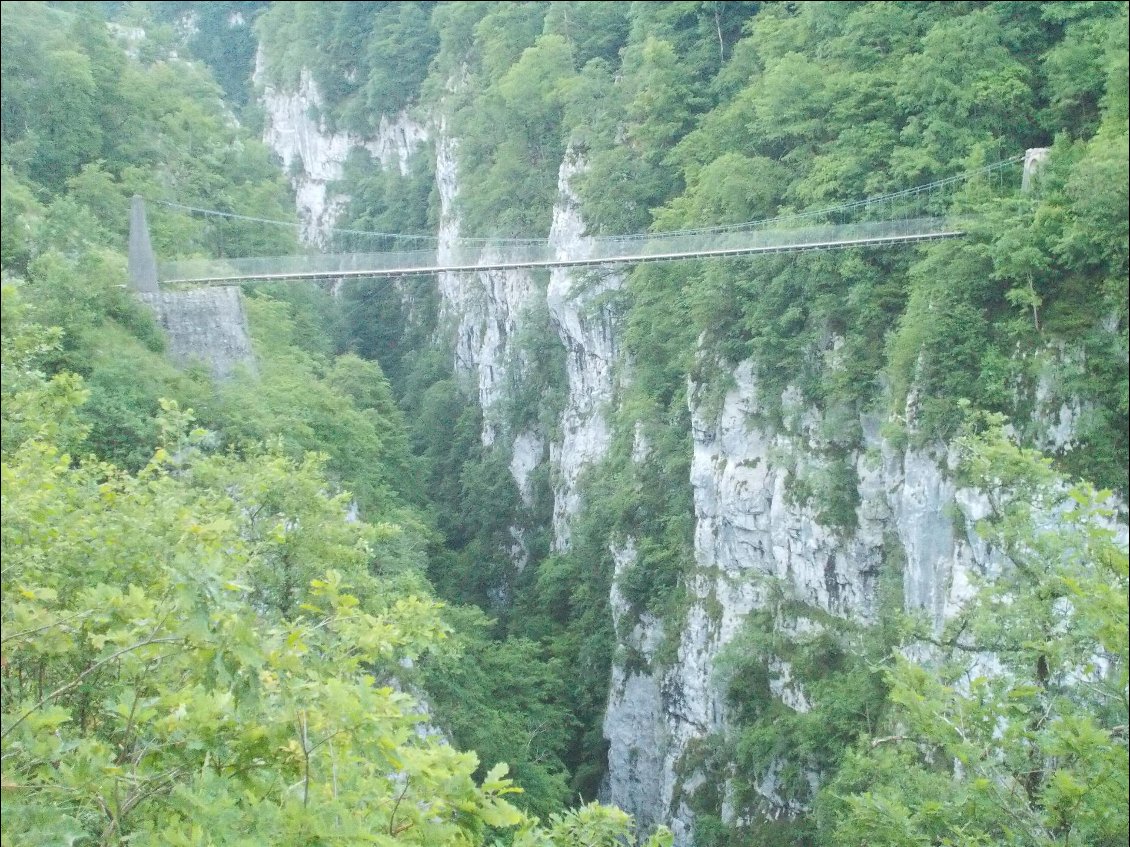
254,67,1105,843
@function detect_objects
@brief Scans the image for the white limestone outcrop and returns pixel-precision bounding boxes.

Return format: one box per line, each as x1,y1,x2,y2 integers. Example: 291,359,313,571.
603,539,668,833
546,151,624,549
433,132,541,450
601,358,1016,842
254,49,426,245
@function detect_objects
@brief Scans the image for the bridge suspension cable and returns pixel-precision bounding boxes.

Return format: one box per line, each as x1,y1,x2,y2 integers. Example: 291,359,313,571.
142,155,1025,286
149,155,1023,247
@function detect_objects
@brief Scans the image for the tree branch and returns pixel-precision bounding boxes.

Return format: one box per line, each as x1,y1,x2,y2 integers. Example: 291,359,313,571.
1,610,93,645
870,734,912,748
2,638,182,740
389,774,411,836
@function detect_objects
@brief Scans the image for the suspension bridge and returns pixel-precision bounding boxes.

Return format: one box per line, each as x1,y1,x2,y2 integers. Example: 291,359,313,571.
130,154,1034,291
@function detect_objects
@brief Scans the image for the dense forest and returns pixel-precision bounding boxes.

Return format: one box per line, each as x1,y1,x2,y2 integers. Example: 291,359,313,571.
2,2,1127,846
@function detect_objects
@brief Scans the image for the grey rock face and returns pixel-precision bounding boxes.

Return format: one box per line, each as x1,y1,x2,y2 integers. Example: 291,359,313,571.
546,150,624,550
434,133,541,448
603,358,1018,843
254,47,427,246
251,63,1117,847
139,288,255,380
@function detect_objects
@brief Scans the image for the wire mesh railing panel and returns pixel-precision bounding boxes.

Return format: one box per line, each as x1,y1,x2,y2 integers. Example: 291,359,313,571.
152,155,1024,284
157,218,960,283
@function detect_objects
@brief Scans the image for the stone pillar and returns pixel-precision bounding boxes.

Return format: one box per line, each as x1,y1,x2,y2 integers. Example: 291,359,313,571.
1021,147,1050,193
128,195,159,293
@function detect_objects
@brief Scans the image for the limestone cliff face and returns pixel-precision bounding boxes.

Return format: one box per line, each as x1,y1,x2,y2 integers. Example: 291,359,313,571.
434,132,542,453
431,140,627,564
546,151,624,550
435,141,627,554
432,129,549,571
253,66,1103,847
253,48,427,246
601,360,1005,842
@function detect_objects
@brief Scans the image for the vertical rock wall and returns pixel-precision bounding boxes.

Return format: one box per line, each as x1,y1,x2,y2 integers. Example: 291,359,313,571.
253,64,1108,847
546,151,625,550
254,48,427,246
434,134,541,451
600,357,1016,842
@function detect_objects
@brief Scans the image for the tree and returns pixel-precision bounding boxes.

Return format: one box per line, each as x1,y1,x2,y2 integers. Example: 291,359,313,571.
1,287,489,844
820,418,1129,846
1,284,672,846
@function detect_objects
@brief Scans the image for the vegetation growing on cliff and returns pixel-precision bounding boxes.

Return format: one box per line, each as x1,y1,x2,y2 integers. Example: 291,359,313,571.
0,2,667,839
3,1,1127,844
823,420,1128,847
250,0,1127,840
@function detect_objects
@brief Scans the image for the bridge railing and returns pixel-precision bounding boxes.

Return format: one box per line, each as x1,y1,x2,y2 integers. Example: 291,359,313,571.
157,217,958,284
567,216,956,262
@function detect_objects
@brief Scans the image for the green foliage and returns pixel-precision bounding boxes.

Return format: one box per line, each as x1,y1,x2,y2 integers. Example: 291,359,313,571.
2,242,215,471
501,288,568,435
508,480,619,797
610,0,1128,485
542,2,630,68
148,2,268,108
330,145,441,390
421,606,573,819
337,141,438,242
450,29,578,236
703,601,893,844
612,406,695,621
883,122,1128,482
812,454,861,535
1,282,666,847
514,802,673,847
199,294,429,525
0,2,817,839
256,2,439,132
818,420,1129,846
401,373,523,615
2,1,297,271
1,301,506,845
